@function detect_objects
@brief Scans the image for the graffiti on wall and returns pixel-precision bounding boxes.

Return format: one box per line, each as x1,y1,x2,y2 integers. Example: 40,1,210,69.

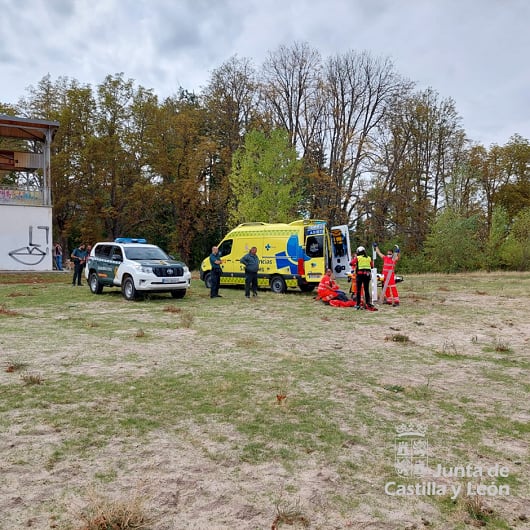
0,188,43,204
8,225,50,265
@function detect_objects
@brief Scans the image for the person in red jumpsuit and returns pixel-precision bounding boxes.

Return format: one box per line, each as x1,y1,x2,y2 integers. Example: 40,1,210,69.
317,269,349,303
374,243,400,306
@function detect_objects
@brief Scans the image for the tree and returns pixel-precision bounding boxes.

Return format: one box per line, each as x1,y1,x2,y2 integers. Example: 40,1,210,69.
423,209,482,272
370,88,467,253
485,206,510,270
260,42,323,154
202,55,258,154
321,51,408,228
15,75,98,252
501,207,530,270
493,134,530,221
201,56,260,246
228,128,302,225
8,46,529,274
146,92,210,264
467,145,507,232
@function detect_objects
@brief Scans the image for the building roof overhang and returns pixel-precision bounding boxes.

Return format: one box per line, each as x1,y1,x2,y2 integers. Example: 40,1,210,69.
0,114,59,143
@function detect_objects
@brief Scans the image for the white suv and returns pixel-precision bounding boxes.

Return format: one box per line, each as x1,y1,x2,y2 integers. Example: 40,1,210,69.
85,238,191,300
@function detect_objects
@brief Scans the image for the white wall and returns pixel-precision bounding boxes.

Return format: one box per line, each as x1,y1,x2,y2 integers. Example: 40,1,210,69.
0,205,53,271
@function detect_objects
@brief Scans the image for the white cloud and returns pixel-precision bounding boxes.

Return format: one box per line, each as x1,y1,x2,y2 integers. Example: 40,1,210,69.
1,0,529,146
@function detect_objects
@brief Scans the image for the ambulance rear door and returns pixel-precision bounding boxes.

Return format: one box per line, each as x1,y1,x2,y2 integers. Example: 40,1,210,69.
330,225,352,278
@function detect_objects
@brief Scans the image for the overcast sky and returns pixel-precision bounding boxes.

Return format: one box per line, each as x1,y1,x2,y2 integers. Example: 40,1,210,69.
1,0,529,147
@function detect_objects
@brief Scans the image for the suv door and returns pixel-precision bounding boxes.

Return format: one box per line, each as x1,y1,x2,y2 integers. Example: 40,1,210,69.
94,244,116,285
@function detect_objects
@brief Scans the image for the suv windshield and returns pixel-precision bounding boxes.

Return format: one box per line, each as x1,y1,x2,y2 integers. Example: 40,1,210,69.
125,247,170,261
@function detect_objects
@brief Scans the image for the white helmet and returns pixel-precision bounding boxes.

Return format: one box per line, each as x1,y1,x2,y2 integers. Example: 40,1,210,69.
356,246,365,253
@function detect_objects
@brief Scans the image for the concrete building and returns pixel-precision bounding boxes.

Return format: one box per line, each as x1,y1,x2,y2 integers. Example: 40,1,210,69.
0,114,59,271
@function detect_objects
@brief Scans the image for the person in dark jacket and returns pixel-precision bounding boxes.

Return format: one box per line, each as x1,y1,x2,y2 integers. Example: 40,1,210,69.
70,243,87,286
209,246,223,298
240,246,260,298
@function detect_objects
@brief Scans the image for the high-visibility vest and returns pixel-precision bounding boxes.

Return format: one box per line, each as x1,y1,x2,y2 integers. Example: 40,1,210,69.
357,255,372,271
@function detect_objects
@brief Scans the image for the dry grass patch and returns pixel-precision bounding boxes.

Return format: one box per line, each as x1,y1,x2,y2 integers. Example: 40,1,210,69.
235,336,260,349
179,311,194,328
163,305,181,313
384,333,410,343
20,372,44,385
77,491,153,530
0,304,20,316
460,495,495,527
493,339,512,353
271,498,310,529
4,359,27,373
7,291,33,297
440,340,461,356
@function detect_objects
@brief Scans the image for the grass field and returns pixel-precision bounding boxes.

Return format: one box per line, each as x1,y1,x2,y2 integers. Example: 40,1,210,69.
0,271,529,529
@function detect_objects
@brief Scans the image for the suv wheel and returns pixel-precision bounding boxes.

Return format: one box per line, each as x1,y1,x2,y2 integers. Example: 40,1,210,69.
122,276,138,300
89,272,103,294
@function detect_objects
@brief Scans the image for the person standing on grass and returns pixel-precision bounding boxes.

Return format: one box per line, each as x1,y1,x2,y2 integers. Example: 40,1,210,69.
351,246,377,311
374,242,400,306
240,246,260,298
209,246,223,298
70,243,87,286
53,242,63,271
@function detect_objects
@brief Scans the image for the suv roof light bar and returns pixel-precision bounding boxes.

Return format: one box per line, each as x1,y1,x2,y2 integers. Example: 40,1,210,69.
114,237,147,244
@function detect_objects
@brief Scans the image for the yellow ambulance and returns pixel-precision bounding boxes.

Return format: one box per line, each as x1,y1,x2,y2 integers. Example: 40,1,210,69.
200,220,351,293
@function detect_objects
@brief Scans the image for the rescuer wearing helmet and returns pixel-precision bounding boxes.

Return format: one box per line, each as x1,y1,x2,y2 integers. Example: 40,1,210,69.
351,246,377,311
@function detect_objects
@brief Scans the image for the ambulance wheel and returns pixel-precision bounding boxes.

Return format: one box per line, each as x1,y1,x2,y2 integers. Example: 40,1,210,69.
270,275,286,294
203,272,212,289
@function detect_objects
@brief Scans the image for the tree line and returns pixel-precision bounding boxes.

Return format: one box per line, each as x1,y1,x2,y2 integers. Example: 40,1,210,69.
1,42,529,272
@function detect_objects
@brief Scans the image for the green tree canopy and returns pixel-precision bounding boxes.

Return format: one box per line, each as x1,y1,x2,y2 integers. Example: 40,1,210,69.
423,209,482,272
228,128,302,225
501,207,530,270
